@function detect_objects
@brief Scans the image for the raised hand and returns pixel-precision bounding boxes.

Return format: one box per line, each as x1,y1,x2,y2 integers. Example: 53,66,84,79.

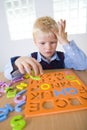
57,19,69,44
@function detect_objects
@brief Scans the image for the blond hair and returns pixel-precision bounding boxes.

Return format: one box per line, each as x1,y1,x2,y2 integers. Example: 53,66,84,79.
33,16,58,38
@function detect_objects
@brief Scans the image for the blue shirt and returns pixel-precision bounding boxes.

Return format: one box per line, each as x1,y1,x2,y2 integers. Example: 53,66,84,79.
4,40,87,80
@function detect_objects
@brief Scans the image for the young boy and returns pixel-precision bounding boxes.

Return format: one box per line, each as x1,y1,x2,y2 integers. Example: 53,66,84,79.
4,16,87,80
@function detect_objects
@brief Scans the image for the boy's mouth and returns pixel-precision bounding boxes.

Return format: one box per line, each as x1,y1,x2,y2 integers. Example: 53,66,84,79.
46,51,53,55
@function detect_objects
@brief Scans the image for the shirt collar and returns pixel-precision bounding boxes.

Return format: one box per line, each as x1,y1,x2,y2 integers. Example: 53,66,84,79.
37,52,60,63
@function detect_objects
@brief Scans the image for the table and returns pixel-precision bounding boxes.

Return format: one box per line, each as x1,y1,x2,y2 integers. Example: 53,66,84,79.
0,69,87,130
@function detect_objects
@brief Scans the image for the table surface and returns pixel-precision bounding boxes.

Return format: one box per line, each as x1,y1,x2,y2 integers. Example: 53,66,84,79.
0,69,87,130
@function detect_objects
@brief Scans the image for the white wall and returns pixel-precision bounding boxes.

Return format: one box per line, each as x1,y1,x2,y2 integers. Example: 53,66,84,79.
0,0,87,72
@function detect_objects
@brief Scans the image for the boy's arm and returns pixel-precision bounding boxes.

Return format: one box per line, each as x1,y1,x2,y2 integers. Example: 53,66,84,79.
4,55,43,80
56,19,87,70
63,40,87,70
4,56,22,80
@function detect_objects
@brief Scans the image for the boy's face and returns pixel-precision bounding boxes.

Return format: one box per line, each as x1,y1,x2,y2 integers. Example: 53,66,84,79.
34,31,58,61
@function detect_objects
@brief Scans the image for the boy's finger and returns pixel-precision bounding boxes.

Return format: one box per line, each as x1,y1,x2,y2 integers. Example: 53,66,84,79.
36,62,44,75
61,20,66,32
31,59,43,76
26,58,43,76
18,64,25,74
24,64,33,75
57,22,62,35
59,19,66,32
50,28,58,39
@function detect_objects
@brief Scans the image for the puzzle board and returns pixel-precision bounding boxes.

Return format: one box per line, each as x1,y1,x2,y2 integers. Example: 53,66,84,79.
25,70,87,117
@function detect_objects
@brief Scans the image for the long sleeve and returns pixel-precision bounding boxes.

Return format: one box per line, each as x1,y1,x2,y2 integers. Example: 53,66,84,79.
4,56,22,80
4,59,14,80
63,40,87,70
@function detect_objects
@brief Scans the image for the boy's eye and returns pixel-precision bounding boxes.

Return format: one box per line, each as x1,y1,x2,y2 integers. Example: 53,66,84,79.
39,41,57,45
40,42,45,45
50,42,56,44
51,42,54,44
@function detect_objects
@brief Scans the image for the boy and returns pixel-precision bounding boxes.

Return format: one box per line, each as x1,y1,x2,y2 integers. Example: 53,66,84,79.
4,16,87,80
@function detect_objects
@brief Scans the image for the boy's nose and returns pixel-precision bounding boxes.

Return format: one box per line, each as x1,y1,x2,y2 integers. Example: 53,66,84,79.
46,43,51,49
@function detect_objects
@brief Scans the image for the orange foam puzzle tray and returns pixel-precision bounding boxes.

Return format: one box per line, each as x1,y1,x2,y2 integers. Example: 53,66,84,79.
24,70,87,117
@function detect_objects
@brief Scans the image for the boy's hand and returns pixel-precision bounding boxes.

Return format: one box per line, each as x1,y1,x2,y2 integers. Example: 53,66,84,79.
15,56,43,76
57,19,69,44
